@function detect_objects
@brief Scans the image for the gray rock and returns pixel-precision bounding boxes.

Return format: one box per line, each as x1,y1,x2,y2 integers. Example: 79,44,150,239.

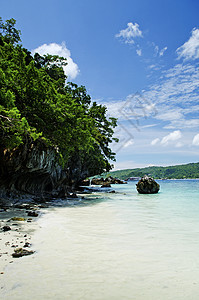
136,175,160,194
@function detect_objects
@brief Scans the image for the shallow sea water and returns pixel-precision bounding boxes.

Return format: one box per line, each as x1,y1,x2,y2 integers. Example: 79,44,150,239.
1,180,199,300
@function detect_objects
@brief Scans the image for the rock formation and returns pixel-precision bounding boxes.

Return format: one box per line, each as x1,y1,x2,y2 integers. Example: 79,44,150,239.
0,139,91,204
136,175,160,194
91,176,126,185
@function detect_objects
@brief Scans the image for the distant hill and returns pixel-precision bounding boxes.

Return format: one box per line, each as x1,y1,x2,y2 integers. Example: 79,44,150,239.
107,162,199,180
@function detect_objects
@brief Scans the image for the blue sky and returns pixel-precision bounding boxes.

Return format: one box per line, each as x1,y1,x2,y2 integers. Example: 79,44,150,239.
1,0,199,169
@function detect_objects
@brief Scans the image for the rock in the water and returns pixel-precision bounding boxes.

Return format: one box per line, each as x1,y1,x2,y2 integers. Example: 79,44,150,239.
91,177,105,185
91,176,127,185
27,211,38,217
101,182,111,188
136,175,160,194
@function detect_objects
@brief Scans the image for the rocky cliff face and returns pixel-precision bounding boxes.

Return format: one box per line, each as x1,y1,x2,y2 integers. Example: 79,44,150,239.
0,140,88,204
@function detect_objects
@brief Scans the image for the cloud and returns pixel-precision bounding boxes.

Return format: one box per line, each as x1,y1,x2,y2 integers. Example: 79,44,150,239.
192,133,199,146
143,62,199,129
32,42,80,80
176,28,199,60
156,109,183,122
160,130,182,146
159,46,168,57
152,43,167,57
154,45,159,56
123,139,134,148
148,64,161,71
115,22,143,44
141,124,157,129
175,142,184,148
136,49,142,56
151,138,160,146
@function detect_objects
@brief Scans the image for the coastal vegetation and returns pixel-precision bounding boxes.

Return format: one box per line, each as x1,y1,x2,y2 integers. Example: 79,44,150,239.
108,162,199,179
0,18,118,197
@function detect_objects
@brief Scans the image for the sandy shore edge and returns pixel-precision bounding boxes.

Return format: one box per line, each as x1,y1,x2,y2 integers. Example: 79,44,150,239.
0,205,43,276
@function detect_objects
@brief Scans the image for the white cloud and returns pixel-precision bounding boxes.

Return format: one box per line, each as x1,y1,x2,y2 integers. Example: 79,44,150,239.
192,133,199,146
141,124,157,129
32,42,79,80
153,43,167,57
151,138,160,146
136,49,142,56
156,109,183,122
123,139,134,148
175,142,184,148
112,160,148,170
154,45,159,56
115,22,143,44
161,130,182,146
148,64,161,71
159,46,167,56
176,28,199,60
164,119,199,130
143,62,199,129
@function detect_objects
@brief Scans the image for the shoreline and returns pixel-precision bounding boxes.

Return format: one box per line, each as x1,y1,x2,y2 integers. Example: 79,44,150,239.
1,182,199,299
0,204,43,275
0,191,88,275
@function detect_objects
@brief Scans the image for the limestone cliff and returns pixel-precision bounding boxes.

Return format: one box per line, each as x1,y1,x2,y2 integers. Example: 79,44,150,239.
0,139,88,204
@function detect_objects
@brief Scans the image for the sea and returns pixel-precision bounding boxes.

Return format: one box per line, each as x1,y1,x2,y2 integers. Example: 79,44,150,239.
1,180,199,300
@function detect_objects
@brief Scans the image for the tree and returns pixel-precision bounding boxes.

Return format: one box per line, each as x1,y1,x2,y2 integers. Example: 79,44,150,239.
0,18,118,175
0,17,21,44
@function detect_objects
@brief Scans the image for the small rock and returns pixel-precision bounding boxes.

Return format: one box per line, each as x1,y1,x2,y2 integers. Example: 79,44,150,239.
69,193,78,199
79,179,90,186
2,226,11,232
11,217,25,221
27,211,38,217
101,182,111,188
12,248,34,258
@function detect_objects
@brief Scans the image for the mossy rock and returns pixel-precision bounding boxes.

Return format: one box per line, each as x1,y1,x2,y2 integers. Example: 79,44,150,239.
11,217,26,221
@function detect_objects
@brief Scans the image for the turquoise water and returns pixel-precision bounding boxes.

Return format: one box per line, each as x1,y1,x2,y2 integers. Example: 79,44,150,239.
2,180,199,299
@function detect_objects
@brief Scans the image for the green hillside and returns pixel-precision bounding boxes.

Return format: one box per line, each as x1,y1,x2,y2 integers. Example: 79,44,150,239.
107,162,199,180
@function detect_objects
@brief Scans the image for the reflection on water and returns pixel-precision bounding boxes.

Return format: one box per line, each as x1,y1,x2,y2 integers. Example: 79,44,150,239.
2,180,199,300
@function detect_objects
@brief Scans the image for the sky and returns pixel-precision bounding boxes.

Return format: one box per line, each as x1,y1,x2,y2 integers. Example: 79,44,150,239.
1,0,199,169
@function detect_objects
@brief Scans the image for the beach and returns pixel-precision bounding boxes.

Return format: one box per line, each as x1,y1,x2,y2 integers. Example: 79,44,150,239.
1,180,199,299
0,204,43,277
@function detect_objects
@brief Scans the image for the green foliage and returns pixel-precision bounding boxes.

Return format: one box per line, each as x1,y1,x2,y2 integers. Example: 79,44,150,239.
0,18,117,174
0,17,21,44
109,163,199,179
